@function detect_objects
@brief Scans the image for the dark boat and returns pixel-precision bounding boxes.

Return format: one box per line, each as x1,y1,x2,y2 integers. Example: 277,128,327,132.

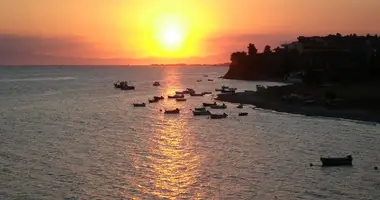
210,103,227,109
221,89,235,93
320,155,353,166
237,104,244,109
175,91,185,95
197,80,202,82
154,96,164,100
193,110,211,116
239,112,248,116
176,98,187,102
190,93,204,96
194,107,206,111
121,85,135,90
153,81,160,86
168,94,185,99
208,79,214,81
164,108,180,114
202,92,212,95
215,89,223,92
149,99,159,103
203,102,217,107
133,103,146,107
210,113,228,119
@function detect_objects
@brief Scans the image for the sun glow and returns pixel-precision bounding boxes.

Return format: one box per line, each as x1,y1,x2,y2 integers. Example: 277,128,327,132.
158,24,184,51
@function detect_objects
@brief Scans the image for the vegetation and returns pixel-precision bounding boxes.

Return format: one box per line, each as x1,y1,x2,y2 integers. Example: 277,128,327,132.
224,34,380,84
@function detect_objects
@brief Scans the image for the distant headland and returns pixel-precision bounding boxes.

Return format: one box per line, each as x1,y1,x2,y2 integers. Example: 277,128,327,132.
219,34,380,123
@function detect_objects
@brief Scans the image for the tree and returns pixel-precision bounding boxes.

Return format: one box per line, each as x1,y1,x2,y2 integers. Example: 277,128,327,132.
263,45,272,54
248,43,258,56
230,51,247,64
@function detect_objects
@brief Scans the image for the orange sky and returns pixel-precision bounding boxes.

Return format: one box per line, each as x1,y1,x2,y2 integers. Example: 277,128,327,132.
0,0,379,65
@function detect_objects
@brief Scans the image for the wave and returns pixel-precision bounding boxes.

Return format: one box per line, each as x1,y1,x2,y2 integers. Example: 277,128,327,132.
0,77,76,82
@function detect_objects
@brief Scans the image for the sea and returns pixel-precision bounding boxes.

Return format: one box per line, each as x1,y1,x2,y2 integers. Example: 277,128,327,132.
0,66,379,200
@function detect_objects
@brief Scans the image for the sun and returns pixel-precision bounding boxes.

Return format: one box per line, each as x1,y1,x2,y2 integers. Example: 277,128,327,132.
158,24,184,51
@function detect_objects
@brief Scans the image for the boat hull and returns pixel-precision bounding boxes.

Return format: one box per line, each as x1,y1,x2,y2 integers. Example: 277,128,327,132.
320,156,353,166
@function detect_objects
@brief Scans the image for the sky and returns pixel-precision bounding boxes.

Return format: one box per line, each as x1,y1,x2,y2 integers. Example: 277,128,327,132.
0,0,379,65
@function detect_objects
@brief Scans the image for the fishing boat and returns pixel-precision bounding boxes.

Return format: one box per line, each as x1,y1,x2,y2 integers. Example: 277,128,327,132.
239,112,248,116
190,93,204,96
176,98,187,102
193,110,211,116
221,89,235,93
320,155,353,166
202,92,212,95
194,107,206,111
215,89,223,92
210,113,228,119
154,96,164,100
237,104,244,109
164,108,180,114
153,81,160,86
175,91,185,95
121,85,135,90
133,103,146,107
208,79,214,81
210,103,227,109
168,94,185,99
203,102,217,107
149,99,159,103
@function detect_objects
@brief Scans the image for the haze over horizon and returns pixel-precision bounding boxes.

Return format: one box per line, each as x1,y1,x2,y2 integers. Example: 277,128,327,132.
1,0,379,65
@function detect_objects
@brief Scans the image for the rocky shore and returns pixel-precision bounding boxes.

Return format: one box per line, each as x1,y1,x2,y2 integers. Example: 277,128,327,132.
216,84,380,123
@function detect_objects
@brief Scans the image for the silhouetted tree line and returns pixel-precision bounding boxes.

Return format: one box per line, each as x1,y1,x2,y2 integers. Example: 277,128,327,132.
224,33,380,84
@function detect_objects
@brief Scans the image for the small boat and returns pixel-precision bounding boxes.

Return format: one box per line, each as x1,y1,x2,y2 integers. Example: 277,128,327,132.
221,85,230,89
210,103,227,109
176,98,187,102
175,91,185,95
149,99,159,103
197,80,202,82
237,104,244,109
215,89,223,92
154,96,164,100
210,113,228,119
202,92,212,95
244,90,254,92
239,112,248,116
168,94,185,99
164,108,180,114
208,79,214,81
121,85,135,90
153,81,160,86
194,107,206,111
221,89,235,93
193,110,211,116
190,93,204,96
133,103,146,107
203,102,217,107
320,155,353,166
204,75,208,77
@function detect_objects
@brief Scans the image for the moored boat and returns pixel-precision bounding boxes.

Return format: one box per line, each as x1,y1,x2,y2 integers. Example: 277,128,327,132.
194,107,206,111
133,103,146,107
190,93,204,96
203,102,217,107
239,112,248,116
176,98,187,102
168,94,185,99
175,91,185,95
202,92,212,95
197,80,202,82
210,113,228,119
193,110,211,116
215,89,223,92
210,103,227,109
164,108,180,114
208,79,214,81
154,96,164,100
153,81,160,86
320,155,353,166
121,85,135,90
149,99,159,103
237,104,244,109
221,89,235,93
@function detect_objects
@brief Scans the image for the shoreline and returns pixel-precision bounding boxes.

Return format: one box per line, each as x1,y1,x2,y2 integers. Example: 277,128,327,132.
216,91,380,124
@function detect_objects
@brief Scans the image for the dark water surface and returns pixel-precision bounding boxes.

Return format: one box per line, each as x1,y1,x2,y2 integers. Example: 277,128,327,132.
0,66,379,200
